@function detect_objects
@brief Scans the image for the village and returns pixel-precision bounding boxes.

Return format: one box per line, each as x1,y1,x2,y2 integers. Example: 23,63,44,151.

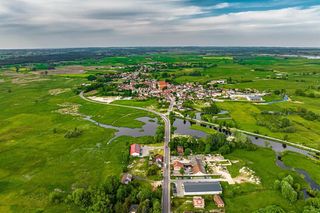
116,69,267,110
123,140,261,212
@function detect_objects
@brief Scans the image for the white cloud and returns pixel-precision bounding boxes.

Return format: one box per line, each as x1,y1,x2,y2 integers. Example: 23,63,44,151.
0,0,319,48
180,6,320,32
210,2,232,9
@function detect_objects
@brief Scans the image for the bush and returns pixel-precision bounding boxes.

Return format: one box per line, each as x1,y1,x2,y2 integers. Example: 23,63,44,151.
49,191,65,204
253,205,286,213
64,127,83,138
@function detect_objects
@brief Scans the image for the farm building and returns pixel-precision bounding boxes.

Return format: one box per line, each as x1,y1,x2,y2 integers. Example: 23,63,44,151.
213,195,225,208
130,144,141,157
183,181,222,196
193,196,205,208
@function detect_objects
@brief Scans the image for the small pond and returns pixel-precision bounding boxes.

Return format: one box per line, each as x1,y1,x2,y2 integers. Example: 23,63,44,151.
84,116,159,143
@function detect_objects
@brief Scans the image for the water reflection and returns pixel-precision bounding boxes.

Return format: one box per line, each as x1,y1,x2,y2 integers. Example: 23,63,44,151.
173,118,207,138
84,116,159,143
173,117,320,192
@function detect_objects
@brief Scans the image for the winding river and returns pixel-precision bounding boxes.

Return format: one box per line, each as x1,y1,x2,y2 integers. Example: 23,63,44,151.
173,118,320,193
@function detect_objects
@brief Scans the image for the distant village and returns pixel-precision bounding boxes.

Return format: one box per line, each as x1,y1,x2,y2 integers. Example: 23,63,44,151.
116,69,267,111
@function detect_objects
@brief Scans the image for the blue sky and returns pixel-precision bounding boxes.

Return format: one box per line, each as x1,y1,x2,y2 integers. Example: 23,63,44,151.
0,0,319,48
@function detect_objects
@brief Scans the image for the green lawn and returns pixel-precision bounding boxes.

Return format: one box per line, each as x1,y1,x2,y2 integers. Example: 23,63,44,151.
190,124,217,135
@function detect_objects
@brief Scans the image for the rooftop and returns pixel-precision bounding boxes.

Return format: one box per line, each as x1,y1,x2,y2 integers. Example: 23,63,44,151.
184,181,222,193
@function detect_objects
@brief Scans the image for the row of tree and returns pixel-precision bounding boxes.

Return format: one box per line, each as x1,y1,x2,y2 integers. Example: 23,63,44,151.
170,132,257,156
256,115,296,133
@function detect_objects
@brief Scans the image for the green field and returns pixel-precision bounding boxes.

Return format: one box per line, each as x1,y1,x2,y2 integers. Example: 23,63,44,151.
215,101,320,149
1,53,320,212
0,73,155,212
224,148,306,213
282,152,320,185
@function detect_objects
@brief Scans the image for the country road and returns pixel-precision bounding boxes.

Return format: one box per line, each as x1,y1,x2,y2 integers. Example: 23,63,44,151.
79,92,171,213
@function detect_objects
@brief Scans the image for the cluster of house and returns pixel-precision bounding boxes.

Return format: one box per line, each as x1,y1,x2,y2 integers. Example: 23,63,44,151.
130,143,164,167
170,152,239,211
172,156,206,176
117,70,265,109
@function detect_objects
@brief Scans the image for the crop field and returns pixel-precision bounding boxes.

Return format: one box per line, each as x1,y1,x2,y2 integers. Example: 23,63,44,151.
0,72,154,212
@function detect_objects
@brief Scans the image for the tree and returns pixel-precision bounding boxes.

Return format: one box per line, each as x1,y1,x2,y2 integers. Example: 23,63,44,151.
203,103,220,115
137,199,150,213
147,165,159,176
218,144,231,155
184,148,192,156
116,186,127,202
71,188,92,208
205,143,211,154
274,180,281,190
179,168,185,175
280,180,297,203
49,191,64,204
152,199,161,213
154,126,164,143
87,75,97,81
114,202,124,213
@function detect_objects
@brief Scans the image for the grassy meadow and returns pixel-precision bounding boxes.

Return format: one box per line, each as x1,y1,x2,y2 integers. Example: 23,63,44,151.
1,53,320,212
0,72,154,212
224,148,307,213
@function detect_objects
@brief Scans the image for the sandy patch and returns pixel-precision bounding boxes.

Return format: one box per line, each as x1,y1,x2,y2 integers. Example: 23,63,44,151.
55,102,81,116
88,96,122,103
151,181,162,190
49,88,71,96
234,167,261,184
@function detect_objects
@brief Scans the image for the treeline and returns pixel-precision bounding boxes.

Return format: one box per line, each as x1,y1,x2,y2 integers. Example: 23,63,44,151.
170,132,256,156
154,125,165,143
202,103,220,115
261,108,320,122
295,89,320,98
256,115,295,133
75,74,134,97
49,176,162,213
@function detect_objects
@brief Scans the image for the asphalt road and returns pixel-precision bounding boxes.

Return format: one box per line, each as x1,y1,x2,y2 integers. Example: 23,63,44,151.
79,92,172,212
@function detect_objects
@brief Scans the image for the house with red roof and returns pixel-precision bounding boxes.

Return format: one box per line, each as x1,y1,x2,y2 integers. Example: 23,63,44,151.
158,81,167,90
173,160,184,171
130,144,141,157
213,195,225,208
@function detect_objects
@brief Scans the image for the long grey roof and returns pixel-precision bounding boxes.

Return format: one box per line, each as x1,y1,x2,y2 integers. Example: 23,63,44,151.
184,181,222,193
